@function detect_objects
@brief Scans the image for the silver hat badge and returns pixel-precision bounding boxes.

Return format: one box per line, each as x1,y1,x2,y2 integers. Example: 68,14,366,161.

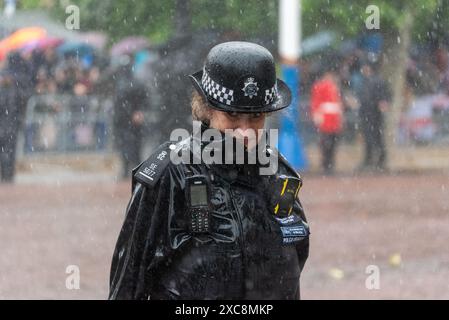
242,77,259,99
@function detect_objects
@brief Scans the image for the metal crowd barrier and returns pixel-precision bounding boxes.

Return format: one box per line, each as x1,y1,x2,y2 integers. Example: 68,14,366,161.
18,94,114,158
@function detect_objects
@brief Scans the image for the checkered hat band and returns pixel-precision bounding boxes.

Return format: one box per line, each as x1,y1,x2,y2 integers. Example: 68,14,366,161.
264,85,278,105
201,69,234,106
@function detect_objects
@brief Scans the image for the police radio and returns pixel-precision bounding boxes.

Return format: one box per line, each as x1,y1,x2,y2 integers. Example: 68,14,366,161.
271,175,303,217
185,174,211,234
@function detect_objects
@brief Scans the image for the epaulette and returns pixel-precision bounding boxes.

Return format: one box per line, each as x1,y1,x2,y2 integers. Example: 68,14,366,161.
132,141,176,188
267,147,302,181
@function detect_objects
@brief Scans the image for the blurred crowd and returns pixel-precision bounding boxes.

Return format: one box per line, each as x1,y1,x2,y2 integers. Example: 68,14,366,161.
32,51,102,97
2,27,449,182
0,45,104,101
0,29,155,182
404,44,449,143
299,35,449,174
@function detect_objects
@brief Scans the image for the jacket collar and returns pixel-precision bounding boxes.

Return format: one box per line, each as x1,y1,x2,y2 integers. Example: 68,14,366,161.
191,122,265,185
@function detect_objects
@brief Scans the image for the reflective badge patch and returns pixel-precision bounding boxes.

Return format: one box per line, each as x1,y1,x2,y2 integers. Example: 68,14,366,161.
281,225,306,237
276,215,309,244
275,214,300,225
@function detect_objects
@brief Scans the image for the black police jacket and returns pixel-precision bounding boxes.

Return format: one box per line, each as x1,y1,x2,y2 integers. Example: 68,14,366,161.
109,133,310,300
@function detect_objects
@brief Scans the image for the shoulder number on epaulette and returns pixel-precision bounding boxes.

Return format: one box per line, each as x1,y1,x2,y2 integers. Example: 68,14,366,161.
134,142,174,187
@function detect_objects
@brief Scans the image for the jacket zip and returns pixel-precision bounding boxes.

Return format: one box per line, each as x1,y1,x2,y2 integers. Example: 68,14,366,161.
228,187,247,297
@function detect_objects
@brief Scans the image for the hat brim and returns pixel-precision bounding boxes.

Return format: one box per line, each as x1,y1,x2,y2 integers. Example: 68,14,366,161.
188,70,292,113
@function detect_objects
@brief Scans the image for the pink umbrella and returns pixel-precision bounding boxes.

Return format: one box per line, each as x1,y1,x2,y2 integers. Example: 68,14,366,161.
20,37,64,54
37,37,64,50
20,39,41,54
110,36,150,56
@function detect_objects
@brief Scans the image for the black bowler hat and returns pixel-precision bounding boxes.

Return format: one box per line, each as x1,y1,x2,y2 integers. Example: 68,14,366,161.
189,41,292,113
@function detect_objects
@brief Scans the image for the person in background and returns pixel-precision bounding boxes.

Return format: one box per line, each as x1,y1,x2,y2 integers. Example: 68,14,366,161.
310,67,343,175
0,53,31,182
357,61,391,171
0,71,15,182
113,55,148,179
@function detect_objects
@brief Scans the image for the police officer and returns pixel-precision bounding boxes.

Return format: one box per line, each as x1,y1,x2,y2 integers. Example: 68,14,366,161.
109,42,310,300
357,61,391,171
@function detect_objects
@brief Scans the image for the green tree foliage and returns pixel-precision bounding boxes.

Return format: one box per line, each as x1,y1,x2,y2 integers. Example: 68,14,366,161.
27,0,278,44
16,0,449,45
302,0,440,40
191,0,278,37
53,0,176,43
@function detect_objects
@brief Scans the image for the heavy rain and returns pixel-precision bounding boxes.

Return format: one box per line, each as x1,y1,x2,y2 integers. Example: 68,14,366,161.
0,0,448,302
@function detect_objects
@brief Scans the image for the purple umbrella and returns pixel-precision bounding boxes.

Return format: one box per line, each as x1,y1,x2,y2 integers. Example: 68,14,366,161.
110,36,150,56
20,37,64,54
20,39,40,54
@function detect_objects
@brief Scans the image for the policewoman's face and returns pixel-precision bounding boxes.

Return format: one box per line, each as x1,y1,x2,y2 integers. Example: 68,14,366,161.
209,110,266,150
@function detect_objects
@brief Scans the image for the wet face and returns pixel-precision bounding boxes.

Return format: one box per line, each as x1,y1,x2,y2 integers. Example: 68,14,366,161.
209,110,266,149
